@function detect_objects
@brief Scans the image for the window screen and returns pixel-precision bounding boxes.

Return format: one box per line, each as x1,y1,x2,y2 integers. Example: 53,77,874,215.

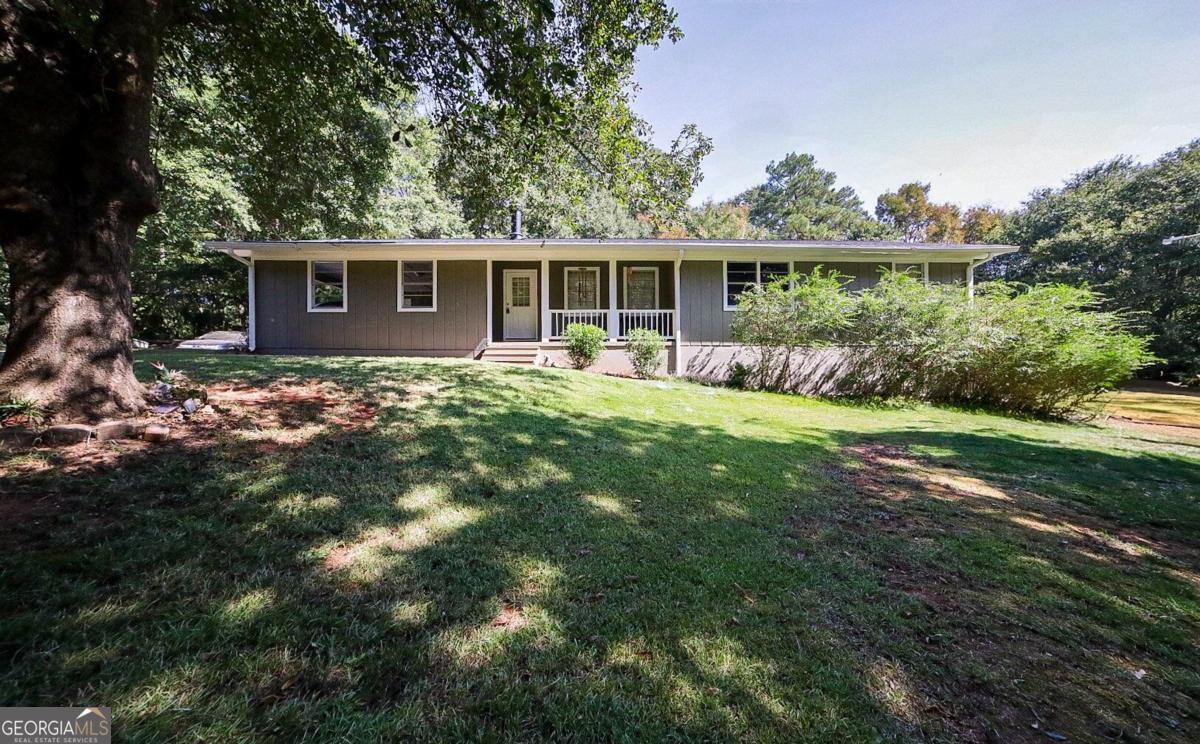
760,261,791,284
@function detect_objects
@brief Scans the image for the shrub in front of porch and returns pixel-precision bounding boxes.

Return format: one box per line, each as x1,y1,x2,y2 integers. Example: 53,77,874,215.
563,323,608,369
625,328,666,378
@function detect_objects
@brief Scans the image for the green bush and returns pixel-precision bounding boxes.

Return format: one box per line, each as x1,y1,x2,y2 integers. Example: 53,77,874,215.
0,397,46,427
729,268,855,389
843,275,1157,416
729,267,1157,416
562,323,607,369
625,328,665,378
727,361,752,389
953,282,1157,415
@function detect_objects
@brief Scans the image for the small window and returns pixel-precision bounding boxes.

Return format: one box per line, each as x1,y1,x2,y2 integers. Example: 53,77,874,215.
398,260,436,311
724,260,793,310
760,261,791,284
893,262,927,284
308,260,346,312
565,267,600,310
725,261,758,308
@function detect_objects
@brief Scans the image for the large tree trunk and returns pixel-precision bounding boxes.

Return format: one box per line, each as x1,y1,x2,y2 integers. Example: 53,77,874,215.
0,0,165,421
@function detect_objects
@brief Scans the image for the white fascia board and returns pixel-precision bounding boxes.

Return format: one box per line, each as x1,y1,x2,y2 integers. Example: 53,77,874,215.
204,240,1018,264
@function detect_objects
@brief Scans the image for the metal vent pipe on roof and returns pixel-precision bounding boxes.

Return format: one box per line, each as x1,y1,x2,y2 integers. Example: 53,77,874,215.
510,209,523,240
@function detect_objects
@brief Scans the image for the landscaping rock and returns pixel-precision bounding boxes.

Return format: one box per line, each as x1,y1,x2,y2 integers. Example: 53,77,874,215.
143,423,171,443
43,424,94,444
0,427,39,447
95,420,146,442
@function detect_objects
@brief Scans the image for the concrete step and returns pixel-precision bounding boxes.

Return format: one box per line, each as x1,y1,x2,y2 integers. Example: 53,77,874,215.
479,346,541,365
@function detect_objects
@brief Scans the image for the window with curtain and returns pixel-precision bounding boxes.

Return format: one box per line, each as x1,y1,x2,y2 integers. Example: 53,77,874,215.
625,267,658,309
399,260,435,310
565,267,599,309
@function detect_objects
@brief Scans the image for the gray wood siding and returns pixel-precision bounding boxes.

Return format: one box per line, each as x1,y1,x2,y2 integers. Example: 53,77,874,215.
794,261,891,290
255,260,486,353
680,261,733,342
253,257,975,351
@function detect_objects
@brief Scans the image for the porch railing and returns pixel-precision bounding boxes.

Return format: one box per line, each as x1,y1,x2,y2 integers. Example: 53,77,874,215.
549,310,608,339
548,309,676,340
618,309,674,339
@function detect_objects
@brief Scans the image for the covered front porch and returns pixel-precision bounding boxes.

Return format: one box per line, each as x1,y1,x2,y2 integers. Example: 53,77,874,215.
489,259,678,343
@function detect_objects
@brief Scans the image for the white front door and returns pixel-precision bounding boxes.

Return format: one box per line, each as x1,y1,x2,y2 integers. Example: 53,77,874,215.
503,270,538,340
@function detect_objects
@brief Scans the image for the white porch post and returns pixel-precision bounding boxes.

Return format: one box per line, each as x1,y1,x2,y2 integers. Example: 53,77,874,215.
540,258,550,342
672,251,683,375
608,258,619,341
485,259,493,344
967,259,979,300
247,258,256,352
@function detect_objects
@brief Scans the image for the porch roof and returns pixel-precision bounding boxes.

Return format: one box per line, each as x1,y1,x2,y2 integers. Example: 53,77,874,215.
206,238,1018,264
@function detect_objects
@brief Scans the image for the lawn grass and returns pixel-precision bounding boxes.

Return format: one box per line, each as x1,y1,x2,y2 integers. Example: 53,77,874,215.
2,351,1198,742
1102,383,1200,429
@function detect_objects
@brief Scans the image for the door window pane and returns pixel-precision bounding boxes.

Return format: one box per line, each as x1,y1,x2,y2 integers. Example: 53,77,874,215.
511,276,531,306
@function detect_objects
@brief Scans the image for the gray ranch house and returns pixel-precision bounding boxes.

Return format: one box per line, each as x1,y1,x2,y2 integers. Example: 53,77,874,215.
207,238,1016,382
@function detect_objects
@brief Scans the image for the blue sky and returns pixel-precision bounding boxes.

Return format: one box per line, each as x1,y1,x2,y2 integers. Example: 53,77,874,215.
632,0,1200,209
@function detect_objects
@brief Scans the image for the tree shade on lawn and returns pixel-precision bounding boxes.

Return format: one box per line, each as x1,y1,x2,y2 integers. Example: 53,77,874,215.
0,0,687,420
1,352,1197,740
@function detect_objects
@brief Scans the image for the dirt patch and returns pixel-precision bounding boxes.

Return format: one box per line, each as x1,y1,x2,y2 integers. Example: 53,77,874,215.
323,529,408,572
1104,415,1200,442
0,379,378,554
490,601,528,630
0,379,377,478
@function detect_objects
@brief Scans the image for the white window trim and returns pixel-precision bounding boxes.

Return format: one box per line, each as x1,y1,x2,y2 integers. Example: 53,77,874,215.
397,259,437,312
563,266,601,310
722,260,793,311
623,265,660,310
308,259,348,313
889,261,929,285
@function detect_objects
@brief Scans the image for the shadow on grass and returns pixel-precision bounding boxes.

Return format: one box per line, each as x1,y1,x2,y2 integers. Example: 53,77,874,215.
1,353,1198,741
